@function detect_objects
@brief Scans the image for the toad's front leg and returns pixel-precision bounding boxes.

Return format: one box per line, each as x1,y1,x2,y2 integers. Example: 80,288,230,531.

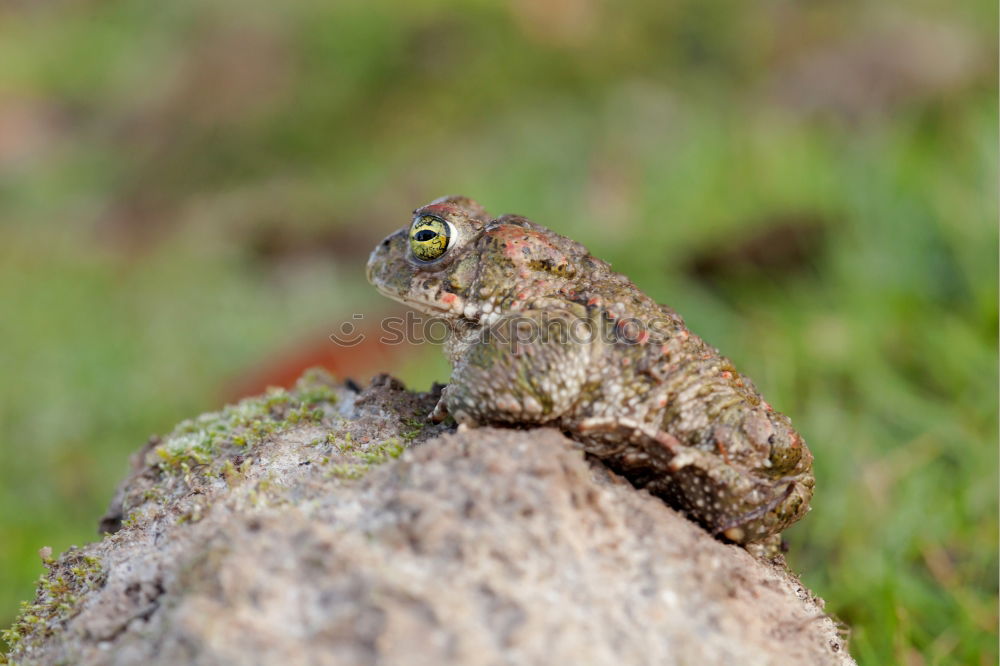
440,309,596,427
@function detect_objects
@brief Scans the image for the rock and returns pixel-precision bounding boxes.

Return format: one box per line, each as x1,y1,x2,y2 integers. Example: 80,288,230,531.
2,370,854,665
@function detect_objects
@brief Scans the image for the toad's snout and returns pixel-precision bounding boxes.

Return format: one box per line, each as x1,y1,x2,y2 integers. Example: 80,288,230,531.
366,229,416,302
366,230,404,284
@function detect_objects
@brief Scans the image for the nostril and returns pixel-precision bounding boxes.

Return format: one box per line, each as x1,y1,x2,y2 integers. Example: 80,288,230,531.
382,238,391,247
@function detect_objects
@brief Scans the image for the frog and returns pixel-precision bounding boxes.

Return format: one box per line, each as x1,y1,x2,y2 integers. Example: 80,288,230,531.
366,195,814,553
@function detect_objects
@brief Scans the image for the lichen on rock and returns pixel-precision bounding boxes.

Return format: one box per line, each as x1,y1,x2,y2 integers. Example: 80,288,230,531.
3,370,853,666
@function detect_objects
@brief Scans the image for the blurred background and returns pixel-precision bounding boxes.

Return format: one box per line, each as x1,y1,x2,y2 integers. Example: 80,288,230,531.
0,0,996,662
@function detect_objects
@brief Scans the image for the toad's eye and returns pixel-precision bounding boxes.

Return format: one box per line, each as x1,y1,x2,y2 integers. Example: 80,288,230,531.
409,215,453,262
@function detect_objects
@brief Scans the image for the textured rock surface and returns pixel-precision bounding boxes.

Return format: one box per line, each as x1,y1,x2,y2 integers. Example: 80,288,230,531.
3,372,853,665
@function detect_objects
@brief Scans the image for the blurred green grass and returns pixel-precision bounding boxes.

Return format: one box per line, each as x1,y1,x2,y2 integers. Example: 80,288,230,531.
1,1,996,662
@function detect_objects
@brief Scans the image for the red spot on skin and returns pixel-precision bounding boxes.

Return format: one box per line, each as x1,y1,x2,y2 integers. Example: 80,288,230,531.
660,345,671,354
418,203,461,218
636,330,650,344
657,396,668,407
701,353,712,360
517,292,528,300
489,225,545,243
587,297,600,306
441,293,457,304
720,370,732,380
487,225,569,265
762,401,773,412
621,358,631,366
715,434,732,464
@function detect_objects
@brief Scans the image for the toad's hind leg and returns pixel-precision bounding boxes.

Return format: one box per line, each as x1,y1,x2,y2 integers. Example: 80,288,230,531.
573,417,807,548
576,416,684,461
441,309,595,427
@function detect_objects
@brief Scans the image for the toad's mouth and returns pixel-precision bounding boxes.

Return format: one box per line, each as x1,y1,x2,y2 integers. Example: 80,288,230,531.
373,285,505,329
376,288,461,318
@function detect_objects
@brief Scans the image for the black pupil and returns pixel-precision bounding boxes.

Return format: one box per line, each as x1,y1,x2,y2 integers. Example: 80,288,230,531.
415,229,437,242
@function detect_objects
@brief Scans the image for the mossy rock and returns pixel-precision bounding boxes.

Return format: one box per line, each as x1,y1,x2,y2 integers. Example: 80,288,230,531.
3,371,853,666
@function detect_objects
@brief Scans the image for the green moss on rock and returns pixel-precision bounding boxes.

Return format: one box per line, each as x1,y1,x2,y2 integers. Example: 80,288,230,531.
152,372,341,477
0,551,104,658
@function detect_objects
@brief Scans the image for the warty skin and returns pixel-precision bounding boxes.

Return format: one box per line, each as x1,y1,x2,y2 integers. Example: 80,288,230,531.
367,196,814,550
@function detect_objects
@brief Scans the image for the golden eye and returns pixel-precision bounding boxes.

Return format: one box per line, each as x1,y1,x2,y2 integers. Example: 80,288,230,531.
409,215,452,262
